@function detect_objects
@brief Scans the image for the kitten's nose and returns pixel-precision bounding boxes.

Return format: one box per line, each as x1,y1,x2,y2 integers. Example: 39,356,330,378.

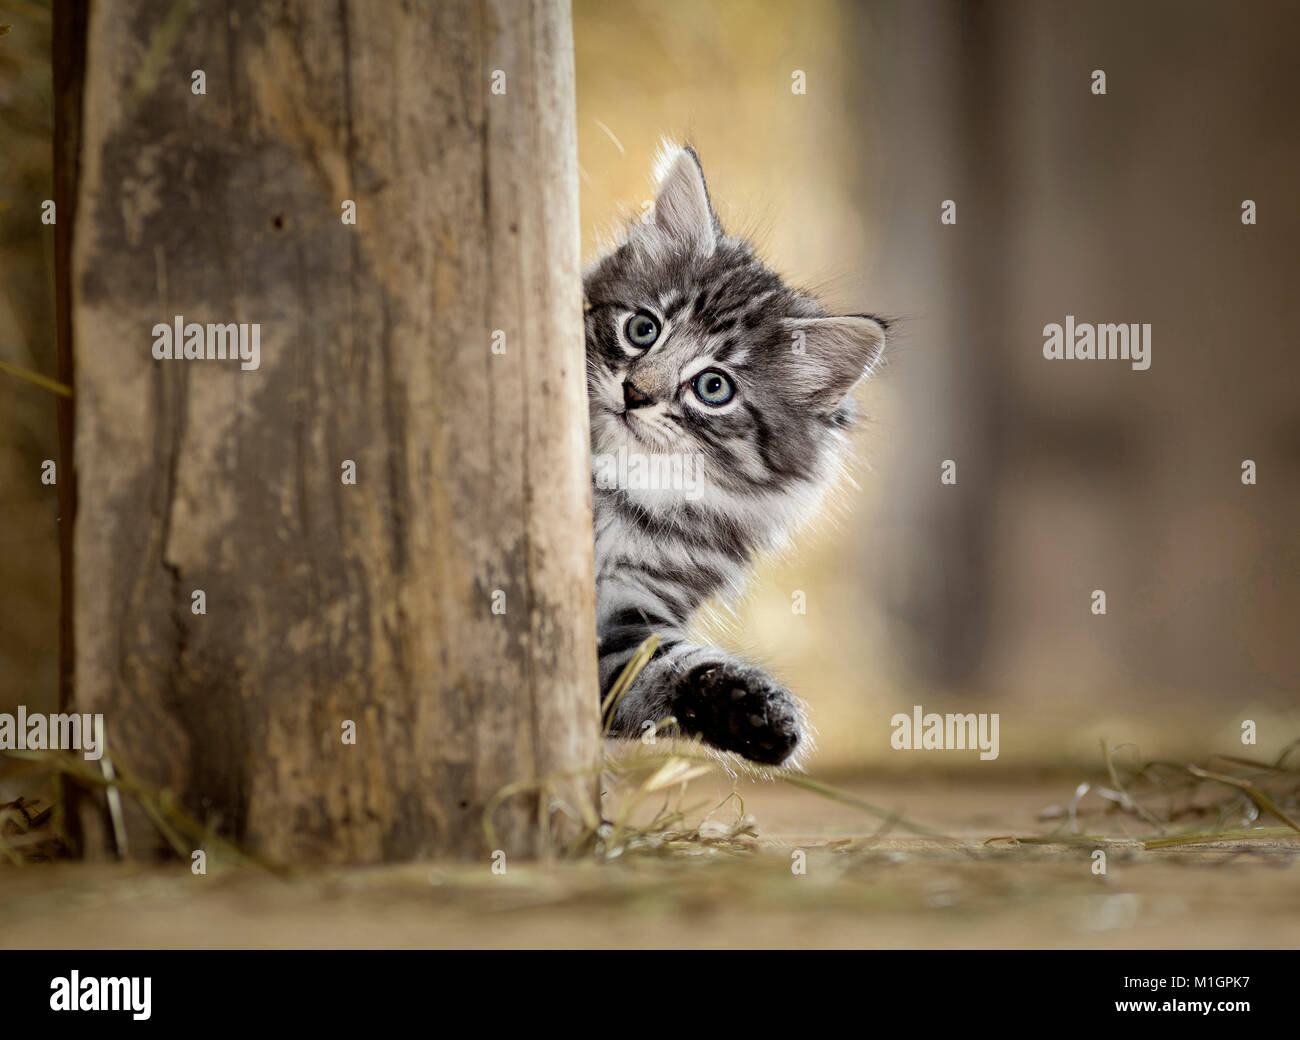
623,380,653,409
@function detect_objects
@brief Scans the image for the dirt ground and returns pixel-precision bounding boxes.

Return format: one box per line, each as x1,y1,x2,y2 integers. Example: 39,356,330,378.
2,771,1297,949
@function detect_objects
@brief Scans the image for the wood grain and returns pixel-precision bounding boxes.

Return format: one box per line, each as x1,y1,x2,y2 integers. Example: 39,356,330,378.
68,0,599,863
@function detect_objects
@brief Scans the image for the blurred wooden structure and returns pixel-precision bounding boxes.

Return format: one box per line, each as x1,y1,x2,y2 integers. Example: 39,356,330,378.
865,0,1300,704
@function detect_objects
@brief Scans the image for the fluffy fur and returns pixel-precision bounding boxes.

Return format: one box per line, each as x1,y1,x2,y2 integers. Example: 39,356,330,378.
585,143,885,765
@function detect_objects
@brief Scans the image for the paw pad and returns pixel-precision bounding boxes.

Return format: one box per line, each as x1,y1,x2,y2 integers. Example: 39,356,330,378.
672,662,802,765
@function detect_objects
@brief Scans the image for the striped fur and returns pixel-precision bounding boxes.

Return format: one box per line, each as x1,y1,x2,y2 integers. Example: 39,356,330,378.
586,144,885,765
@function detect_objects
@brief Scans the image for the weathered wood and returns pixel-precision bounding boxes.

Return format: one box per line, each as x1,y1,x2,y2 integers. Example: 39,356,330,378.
54,0,90,857
68,0,599,862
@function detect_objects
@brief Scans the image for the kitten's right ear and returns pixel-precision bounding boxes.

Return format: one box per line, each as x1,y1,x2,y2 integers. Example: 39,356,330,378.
644,143,719,256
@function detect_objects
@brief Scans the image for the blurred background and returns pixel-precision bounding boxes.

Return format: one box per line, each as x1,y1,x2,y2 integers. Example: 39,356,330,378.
573,0,1300,769
0,0,57,722
3,0,1297,774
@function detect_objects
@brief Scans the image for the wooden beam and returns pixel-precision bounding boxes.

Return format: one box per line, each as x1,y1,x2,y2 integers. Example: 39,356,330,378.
67,0,599,863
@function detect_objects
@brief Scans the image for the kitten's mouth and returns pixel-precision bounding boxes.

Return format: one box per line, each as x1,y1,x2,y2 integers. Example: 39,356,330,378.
613,407,678,453
617,409,659,447
609,410,652,453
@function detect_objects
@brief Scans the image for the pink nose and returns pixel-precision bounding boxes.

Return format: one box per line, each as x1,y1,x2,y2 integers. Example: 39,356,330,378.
623,380,653,409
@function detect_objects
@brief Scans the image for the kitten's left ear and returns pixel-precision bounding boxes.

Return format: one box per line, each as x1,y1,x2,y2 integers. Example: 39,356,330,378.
784,315,886,409
647,144,720,255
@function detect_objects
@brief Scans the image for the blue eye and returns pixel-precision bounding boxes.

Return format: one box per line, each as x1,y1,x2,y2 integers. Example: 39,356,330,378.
625,311,660,348
692,369,734,406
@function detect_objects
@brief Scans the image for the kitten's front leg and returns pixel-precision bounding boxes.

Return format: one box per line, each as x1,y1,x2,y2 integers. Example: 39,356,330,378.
606,639,806,766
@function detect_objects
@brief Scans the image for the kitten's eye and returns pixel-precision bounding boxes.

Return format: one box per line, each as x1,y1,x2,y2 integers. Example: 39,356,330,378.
692,369,735,406
624,311,660,348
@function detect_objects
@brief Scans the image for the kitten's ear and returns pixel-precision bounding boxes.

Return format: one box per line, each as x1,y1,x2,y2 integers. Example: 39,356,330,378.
784,315,886,409
647,144,719,255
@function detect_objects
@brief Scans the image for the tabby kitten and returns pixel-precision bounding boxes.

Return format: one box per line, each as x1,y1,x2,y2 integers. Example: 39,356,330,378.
585,144,885,766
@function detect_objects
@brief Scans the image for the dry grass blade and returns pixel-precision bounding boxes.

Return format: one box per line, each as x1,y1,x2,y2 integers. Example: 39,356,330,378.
642,758,712,793
1185,765,1300,835
1038,737,1300,847
1275,738,1300,769
601,634,659,733
1101,738,1164,829
0,358,72,398
1211,754,1293,774
481,763,606,852
0,748,294,875
775,772,950,841
482,732,947,861
1144,826,1299,849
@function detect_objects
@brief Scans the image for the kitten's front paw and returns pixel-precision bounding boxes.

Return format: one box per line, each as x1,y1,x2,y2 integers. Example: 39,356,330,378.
672,662,803,765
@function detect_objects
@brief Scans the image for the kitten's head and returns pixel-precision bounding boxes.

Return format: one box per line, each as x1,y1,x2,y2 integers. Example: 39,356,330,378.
584,144,885,528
